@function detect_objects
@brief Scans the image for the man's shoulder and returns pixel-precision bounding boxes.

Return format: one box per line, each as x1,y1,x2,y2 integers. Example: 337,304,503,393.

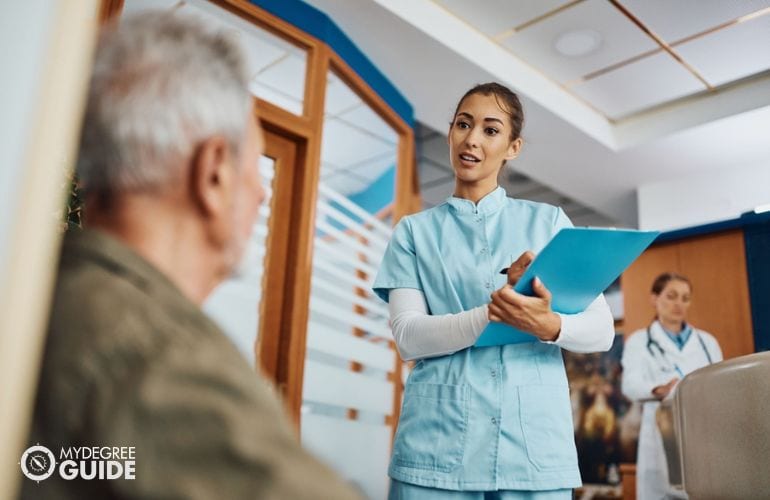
51,254,172,348
45,245,233,385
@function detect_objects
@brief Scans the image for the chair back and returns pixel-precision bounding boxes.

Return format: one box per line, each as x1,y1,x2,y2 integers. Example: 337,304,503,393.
655,400,683,489
674,351,770,500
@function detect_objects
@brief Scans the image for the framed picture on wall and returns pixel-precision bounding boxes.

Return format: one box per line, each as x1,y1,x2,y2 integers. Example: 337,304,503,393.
564,334,640,485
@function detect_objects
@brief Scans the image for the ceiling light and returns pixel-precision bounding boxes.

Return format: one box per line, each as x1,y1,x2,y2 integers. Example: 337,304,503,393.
554,29,603,57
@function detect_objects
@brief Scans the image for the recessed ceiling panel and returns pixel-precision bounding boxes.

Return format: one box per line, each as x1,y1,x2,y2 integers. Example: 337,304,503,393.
180,0,308,115
675,13,770,86
338,105,398,144
434,0,567,37
248,81,301,114
256,54,307,103
321,118,393,168
319,161,344,177
343,153,396,183
571,52,705,119
122,0,181,15
322,175,370,196
325,74,362,116
622,0,770,42
239,33,286,79
501,0,658,83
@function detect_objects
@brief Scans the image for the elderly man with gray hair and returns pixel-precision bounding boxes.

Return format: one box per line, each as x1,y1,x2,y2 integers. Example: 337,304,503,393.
22,11,359,500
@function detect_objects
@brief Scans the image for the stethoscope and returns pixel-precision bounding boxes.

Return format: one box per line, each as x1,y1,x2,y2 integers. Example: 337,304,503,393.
646,322,713,378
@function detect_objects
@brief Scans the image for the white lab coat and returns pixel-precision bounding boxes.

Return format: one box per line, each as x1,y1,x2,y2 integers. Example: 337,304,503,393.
621,321,723,500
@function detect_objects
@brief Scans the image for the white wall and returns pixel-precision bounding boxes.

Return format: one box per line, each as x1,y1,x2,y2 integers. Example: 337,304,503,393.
637,162,770,231
0,2,99,498
0,2,56,284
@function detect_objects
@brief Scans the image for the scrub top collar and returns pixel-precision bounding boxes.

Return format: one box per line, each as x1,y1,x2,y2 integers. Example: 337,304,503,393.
446,186,507,215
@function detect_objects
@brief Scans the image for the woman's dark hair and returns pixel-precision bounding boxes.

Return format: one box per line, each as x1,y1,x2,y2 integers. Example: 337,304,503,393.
452,82,524,141
651,272,692,295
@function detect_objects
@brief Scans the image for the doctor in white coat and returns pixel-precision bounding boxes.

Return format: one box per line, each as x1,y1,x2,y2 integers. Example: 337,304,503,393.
621,272,722,499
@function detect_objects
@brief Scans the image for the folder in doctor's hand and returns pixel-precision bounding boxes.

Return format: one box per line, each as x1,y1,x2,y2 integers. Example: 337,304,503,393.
474,227,660,348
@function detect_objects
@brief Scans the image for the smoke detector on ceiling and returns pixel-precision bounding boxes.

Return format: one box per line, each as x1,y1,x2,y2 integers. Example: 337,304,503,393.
554,29,603,57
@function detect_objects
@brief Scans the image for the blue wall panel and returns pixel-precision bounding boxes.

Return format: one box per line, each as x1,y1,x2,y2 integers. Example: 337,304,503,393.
249,0,413,126
744,215,770,352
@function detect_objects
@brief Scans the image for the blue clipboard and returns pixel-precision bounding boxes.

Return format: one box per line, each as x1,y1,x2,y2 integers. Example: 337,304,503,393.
474,227,659,347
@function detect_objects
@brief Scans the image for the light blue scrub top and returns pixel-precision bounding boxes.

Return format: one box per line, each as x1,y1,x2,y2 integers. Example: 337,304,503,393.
373,187,581,491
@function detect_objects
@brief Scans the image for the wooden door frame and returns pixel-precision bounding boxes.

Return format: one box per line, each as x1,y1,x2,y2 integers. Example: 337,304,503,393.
104,0,419,433
255,126,297,389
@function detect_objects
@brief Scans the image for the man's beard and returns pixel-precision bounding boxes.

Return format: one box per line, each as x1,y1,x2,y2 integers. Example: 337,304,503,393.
225,224,260,282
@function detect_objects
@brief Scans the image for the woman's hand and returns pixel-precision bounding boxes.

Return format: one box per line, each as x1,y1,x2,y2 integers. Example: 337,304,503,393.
652,378,679,400
506,251,534,286
488,276,562,342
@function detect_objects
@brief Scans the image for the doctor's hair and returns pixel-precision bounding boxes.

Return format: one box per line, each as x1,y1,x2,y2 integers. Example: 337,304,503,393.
452,82,524,141
651,272,692,295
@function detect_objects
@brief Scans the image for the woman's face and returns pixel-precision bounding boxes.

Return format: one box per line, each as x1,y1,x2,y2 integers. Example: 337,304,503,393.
652,279,692,325
448,93,521,190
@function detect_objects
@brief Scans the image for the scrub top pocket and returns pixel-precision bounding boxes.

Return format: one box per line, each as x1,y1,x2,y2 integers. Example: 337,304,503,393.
391,382,469,473
518,385,578,472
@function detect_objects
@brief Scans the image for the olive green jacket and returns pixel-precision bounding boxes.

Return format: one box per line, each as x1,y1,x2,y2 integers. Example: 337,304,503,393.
21,229,360,500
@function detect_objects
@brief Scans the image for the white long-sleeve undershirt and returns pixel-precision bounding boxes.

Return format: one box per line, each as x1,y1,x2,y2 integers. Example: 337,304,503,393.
388,288,614,361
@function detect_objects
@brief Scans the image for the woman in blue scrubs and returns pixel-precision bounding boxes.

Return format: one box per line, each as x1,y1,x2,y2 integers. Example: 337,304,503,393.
373,82,616,499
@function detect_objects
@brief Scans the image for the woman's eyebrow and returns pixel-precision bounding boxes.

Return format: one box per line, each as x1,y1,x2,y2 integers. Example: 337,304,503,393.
455,112,505,126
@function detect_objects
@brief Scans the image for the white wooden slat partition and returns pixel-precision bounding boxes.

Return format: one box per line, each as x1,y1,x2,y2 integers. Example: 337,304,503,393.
303,175,398,499
301,415,391,500
303,361,392,414
306,325,393,372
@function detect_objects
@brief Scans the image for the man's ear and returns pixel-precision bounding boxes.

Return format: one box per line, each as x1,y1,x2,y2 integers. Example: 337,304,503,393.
190,135,232,216
505,137,523,161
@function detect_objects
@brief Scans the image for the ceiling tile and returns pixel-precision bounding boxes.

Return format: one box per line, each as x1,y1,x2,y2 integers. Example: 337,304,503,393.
325,73,362,115
338,104,399,144
340,153,397,183
622,0,770,42
570,52,705,119
501,0,658,83
321,118,393,167
248,81,302,115
176,0,307,115
322,176,370,196
255,54,306,104
675,13,770,86
319,161,345,178
435,0,568,37
122,0,181,15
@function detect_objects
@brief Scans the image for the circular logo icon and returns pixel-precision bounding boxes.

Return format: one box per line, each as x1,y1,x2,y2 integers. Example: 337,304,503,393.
20,445,56,482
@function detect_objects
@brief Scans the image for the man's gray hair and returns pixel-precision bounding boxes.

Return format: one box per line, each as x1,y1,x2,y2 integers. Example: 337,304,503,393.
77,11,252,195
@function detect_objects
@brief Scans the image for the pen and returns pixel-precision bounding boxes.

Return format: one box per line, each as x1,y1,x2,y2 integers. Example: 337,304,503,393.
499,268,508,275
674,364,685,379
